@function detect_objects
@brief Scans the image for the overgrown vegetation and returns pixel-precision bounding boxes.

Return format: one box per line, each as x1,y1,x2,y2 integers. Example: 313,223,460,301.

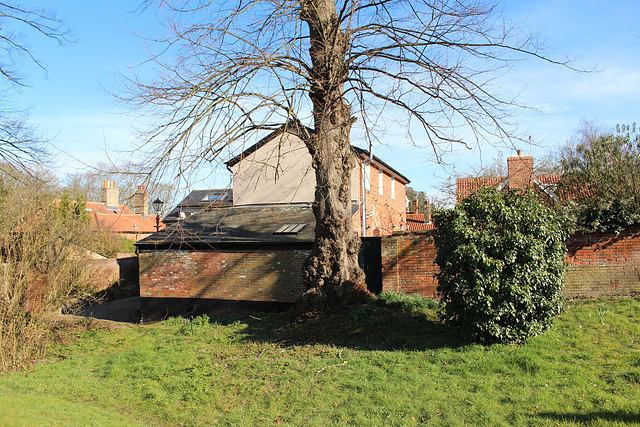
558,122,640,233
433,187,567,344
0,167,132,372
0,297,638,425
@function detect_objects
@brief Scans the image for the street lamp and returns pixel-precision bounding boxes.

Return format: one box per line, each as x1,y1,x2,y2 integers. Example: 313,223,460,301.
152,198,164,232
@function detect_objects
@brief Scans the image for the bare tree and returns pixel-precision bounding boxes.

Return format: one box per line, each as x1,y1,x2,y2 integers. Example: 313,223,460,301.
0,2,69,171
63,161,177,215
124,0,570,309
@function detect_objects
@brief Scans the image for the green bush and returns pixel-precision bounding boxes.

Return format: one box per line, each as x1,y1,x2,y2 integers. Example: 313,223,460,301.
433,187,566,344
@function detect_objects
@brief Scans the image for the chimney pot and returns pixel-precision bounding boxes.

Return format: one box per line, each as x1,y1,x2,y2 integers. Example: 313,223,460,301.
517,149,522,156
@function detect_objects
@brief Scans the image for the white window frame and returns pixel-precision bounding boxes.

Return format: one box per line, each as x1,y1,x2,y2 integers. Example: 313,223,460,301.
378,169,383,195
363,162,371,191
391,177,396,199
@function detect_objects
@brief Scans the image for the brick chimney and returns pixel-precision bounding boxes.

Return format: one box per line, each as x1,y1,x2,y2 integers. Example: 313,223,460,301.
132,185,149,216
101,180,119,207
425,200,432,224
507,150,534,191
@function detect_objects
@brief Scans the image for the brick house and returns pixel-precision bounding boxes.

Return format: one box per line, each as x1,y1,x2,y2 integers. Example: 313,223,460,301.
456,150,561,204
225,125,410,236
87,180,164,241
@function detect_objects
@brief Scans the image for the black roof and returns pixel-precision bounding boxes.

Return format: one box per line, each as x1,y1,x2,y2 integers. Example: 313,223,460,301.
163,189,233,223
138,204,316,249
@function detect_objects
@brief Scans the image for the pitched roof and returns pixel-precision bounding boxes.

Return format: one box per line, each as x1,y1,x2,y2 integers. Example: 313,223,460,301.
456,174,561,201
137,204,316,248
224,124,410,184
163,189,233,223
85,201,162,234
406,213,434,232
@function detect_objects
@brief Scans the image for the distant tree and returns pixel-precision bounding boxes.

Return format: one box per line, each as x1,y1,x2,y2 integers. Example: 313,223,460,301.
124,0,573,310
64,162,176,215
557,122,640,232
433,187,566,344
406,187,428,213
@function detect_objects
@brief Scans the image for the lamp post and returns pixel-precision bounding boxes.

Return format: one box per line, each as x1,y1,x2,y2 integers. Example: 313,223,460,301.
152,198,164,232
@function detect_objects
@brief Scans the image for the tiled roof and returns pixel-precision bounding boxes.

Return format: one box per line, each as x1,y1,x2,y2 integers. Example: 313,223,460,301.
406,213,434,232
456,174,562,202
85,201,163,234
456,176,506,201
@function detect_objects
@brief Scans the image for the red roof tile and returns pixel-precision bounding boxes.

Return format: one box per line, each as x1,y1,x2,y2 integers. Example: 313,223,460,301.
456,174,562,202
406,213,434,232
85,201,163,234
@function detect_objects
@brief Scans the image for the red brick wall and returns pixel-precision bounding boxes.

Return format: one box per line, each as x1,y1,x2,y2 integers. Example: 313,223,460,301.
381,228,640,299
565,227,640,298
139,248,309,303
352,159,407,236
381,234,439,298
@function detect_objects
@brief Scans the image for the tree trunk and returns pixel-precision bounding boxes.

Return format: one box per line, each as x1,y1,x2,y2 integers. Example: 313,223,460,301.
298,0,368,310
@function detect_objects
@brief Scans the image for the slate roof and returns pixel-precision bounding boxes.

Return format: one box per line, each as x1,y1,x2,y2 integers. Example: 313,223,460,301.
137,204,316,249
163,189,233,224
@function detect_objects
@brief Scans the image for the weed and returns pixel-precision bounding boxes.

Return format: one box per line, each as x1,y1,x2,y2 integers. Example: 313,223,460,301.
180,314,211,335
598,303,610,324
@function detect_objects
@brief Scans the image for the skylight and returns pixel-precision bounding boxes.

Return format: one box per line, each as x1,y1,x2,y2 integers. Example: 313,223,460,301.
274,223,307,235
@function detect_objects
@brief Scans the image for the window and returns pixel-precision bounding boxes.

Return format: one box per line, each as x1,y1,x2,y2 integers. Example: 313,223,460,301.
391,177,396,199
378,169,383,195
274,223,307,235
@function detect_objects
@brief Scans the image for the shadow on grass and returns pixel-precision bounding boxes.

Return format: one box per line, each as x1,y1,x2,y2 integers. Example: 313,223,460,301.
535,410,640,424
230,303,467,352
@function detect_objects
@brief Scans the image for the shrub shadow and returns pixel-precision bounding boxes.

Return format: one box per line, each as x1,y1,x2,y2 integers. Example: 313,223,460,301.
234,304,467,352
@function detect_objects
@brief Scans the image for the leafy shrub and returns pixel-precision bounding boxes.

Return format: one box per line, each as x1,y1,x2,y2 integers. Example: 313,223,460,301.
376,291,439,312
560,197,639,234
433,187,566,344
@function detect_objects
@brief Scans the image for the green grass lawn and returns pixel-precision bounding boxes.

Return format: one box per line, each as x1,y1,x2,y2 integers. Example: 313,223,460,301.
1,297,639,426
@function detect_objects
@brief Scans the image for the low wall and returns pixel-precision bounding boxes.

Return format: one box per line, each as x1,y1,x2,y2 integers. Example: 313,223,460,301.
381,234,439,298
565,228,640,298
139,247,310,303
381,228,640,299
83,253,138,292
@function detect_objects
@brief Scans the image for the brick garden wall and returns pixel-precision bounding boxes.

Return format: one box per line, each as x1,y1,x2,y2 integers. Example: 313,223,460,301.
565,227,640,298
381,234,439,298
381,228,640,299
139,247,309,303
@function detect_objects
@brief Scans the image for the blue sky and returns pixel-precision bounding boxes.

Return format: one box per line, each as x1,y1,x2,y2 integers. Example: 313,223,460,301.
11,0,640,200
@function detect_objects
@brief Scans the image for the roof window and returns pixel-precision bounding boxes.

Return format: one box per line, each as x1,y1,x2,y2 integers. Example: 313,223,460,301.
274,223,307,235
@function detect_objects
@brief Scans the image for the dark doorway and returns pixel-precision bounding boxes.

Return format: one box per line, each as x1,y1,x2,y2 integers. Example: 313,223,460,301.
359,237,382,294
